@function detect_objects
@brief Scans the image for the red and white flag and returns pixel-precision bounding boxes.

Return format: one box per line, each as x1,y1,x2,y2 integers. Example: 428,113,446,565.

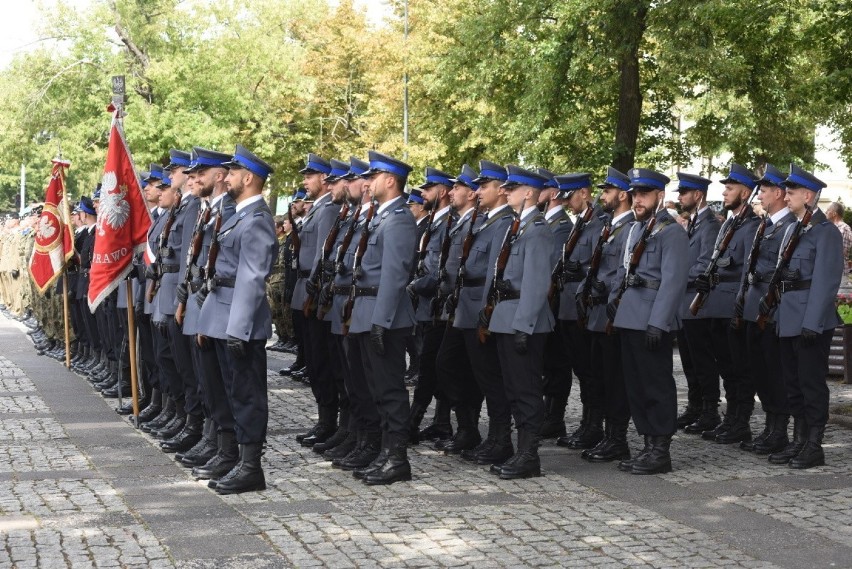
87,112,152,311
28,159,74,294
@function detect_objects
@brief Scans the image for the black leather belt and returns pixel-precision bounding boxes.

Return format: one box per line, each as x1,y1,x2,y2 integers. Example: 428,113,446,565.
626,274,660,290
160,264,180,274
213,277,236,288
333,285,351,296
778,280,811,293
562,272,586,283
354,286,379,297
460,276,485,287
748,271,772,285
496,289,521,302
589,296,608,306
297,269,311,279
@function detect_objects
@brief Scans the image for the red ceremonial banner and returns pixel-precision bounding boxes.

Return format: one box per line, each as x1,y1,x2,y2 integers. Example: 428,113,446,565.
28,159,74,294
87,113,152,311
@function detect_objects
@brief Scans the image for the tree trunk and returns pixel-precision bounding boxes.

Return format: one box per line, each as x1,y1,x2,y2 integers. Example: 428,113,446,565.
611,1,650,172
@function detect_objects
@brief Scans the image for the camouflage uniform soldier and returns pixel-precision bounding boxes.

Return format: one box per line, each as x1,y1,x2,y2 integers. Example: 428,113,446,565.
267,215,289,351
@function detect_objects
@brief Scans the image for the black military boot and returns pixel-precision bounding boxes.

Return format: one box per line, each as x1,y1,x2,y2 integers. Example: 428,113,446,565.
538,395,568,439
631,434,672,475
194,431,239,482
557,405,588,447
741,412,771,452
102,368,132,398
563,407,604,449
337,431,381,471
586,421,631,463
442,406,482,454
407,401,429,445
353,447,390,479
769,417,807,465
754,413,789,455
141,396,175,433
789,425,826,469
703,401,736,440
161,413,204,453
684,401,720,435
419,399,453,442
300,406,337,447
278,361,303,377
137,390,164,425
618,435,650,472
498,430,542,480
313,408,351,454
474,422,514,465
363,440,412,485
154,404,187,440
715,404,753,444
676,402,701,429
179,418,219,466
215,442,266,494
323,430,358,461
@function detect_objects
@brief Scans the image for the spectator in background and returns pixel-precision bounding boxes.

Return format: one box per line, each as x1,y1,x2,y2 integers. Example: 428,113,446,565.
826,202,852,267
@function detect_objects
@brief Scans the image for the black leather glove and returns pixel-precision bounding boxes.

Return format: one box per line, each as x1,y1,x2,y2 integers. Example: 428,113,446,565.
606,300,619,322
758,296,772,317
370,324,386,355
801,328,818,347
227,335,248,359
733,300,744,320
144,263,158,281
175,282,188,305
694,273,712,294
126,265,139,280
444,294,457,315
477,308,491,330
305,278,319,298
318,285,332,308
195,284,209,308
645,325,664,351
514,331,529,354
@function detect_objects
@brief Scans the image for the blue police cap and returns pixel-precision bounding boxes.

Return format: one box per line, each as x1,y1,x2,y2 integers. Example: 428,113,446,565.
472,160,508,184
597,166,631,191
675,172,711,193
628,168,670,192
93,183,102,200
299,153,331,175
293,187,308,202
165,149,192,171
343,157,369,180
451,164,480,191
720,163,759,188
784,164,826,192
222,144,274,179
79,196,96,216
185,147,232,173
536,168,558,189
757,164,785,187
144,164,164,182
406,188,425,205
158,175,172,188
362,151,413,179
554,172,592,195
325,159,351,182
420,167,455,189
501,165,549,190
139,172,149,189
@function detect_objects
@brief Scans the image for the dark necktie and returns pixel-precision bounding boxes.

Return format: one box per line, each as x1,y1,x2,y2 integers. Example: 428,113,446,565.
765,218,773,228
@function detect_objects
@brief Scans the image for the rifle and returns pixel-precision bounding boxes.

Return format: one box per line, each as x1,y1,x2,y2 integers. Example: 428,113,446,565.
447,197,481,325
287,204,301,266
317,202,362,319
431,213,455,323
731,214,768,330
756,205,813,330
548,196,600,313
689,186,759,315
145,193,182,303
478,210,522,343
415,196,440,277
303,202,350,318
342,200,377,335
175,202,211,325
203,207,225,297
605,197,665,334
576,218,612,328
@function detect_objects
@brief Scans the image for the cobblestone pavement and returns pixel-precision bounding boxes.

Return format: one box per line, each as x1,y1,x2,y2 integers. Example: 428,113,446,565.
2,316,852,568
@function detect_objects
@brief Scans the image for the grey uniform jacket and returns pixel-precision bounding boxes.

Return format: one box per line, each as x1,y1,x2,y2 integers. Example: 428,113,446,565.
613,209,688,332
144,214,168,316
197,198,277,341
775,209,843,337
411,209,454,322
453,206,514,330
558,206,607,321
183,195,236,335
690,212,760,319
583,211,635,333
742,210,797,323
329,208,361,335
291,193,339,309
76,227,95,302
681,207,721,320
158,194,201,318
438,208,476,322
488,210,556,334
349,195,417,334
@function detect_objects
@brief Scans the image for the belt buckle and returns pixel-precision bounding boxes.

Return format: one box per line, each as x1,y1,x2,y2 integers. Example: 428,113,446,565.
779,281,790,293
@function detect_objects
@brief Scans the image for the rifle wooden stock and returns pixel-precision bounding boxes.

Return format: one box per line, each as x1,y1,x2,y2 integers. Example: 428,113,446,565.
447,199,480,325
342,201,376,336
145,194,181,303
731,215,768,330
478,213,520,343
577,219,612,328
176,204,211,325
431,214,455,323
318,202,362,319
415,198,440,277
605,213,658,334
548,202,594,313
203,208,224,293
304,203,349,318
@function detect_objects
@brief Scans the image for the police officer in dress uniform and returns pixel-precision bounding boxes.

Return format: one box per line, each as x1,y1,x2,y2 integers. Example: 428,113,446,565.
404,187,429,385
536,169,574,439
696,164,761,445
579,167,635,463
483,165,555,479
348,151,417,486
611,168,688,475
739,165,796,455
766,165,842,469
407,168,456,442
676,173,727,436
196,144,277,494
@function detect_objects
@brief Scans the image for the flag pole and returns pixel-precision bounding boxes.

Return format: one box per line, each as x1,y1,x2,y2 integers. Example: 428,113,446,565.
125,283,140,422
63,272,71,368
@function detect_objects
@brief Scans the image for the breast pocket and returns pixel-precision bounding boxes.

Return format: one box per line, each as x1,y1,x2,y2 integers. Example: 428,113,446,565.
220,228,239,250
789,245,816,277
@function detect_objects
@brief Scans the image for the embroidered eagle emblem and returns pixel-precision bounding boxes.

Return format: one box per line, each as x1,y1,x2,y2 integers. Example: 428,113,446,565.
96,171,131,236
36,216,57,240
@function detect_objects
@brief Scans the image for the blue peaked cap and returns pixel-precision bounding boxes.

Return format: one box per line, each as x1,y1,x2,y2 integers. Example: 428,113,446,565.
186,147,232,172
362,151,413,179
597,166,631,191
326,159,351,181
501,165,549,190
536,168,558,189
420,167,455,189
757,164,785,187
343,157,369,179
555,172,592,193
166,149,192,170
472,160,508,184
299,153,331,175
628,168,670,191
451,164,480,191
222,144,274,179
784,163,826,192
675,172,711,192
144,164,164,182
720,163,759,189
407,188,425,205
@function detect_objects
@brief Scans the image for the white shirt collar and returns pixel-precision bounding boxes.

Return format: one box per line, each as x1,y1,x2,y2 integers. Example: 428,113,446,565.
211,193,225,207
612,210,631,225
770,207,790,224
235,194,263,213
545,206,564,220
377,195,405,217
521,205,539,220
434,204,452,221
696,205,710,217
313,192,332,208
487,204,510,218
